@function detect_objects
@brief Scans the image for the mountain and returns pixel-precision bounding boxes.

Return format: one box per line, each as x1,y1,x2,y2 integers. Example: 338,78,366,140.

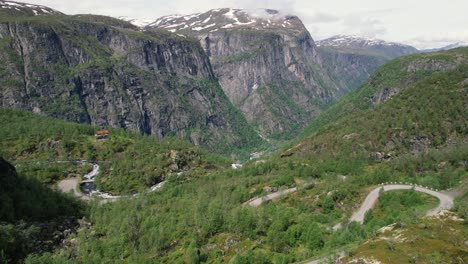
421,41,468,53
316,35,419,59
148,8,308,33
0,1,262,155
146,8,343,139
316,35,419,93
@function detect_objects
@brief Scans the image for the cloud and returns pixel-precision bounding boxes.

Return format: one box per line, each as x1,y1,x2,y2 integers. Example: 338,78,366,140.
365,8,404,15
232,0,297,14
300,11,340,24
342,15,387,38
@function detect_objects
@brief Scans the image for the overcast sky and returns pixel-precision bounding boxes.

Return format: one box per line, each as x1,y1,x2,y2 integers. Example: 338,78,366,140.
22,0,468,49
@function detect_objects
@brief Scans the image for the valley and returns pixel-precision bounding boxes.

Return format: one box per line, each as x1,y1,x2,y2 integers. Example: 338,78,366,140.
0,1,467,263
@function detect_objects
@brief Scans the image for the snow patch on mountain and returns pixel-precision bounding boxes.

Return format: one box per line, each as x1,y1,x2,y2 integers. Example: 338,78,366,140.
118,16,154,28
192,23,216,31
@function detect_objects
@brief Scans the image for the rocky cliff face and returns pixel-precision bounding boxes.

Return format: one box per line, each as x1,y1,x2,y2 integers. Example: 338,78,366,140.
147,8,340,139
0,5,261,153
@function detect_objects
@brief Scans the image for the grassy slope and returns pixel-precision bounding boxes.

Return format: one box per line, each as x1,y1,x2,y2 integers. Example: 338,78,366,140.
341,214,468,263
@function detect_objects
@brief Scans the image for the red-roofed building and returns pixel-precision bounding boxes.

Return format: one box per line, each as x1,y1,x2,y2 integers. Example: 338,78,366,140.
95,130,109,140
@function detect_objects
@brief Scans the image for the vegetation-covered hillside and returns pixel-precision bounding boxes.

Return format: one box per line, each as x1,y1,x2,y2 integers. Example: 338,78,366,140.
283,47,468,190
0,157,85,263
0,109,230,194
341,212,468,263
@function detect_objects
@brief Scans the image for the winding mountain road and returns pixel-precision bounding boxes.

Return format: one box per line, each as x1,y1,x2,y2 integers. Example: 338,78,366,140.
350,184,454,223
243,183,313,207
303,184,455,264
244,187,299,207
245,183,454,225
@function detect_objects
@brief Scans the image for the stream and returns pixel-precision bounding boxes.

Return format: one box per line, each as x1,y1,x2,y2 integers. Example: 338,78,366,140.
56,161,165,201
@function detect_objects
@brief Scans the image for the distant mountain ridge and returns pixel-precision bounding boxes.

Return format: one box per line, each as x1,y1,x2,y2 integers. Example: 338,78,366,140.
316,35,419,59
314,35,419,101
317,35,414,48
421,42,468,53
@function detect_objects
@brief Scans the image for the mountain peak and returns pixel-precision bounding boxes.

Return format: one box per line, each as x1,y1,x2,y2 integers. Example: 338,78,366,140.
0,0,62,16
126,8,305,34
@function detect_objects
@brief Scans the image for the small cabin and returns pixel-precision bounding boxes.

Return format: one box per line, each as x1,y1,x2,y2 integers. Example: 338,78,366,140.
95,129,109,140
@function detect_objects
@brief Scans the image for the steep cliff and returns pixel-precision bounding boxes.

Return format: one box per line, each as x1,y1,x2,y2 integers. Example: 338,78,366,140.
0,2,262,154
147,8,341,139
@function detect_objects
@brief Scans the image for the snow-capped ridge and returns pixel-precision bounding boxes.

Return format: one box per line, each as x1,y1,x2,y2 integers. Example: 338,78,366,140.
0,0,62,16
421,42,468,52
317,34,413,48
138,8,304,33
